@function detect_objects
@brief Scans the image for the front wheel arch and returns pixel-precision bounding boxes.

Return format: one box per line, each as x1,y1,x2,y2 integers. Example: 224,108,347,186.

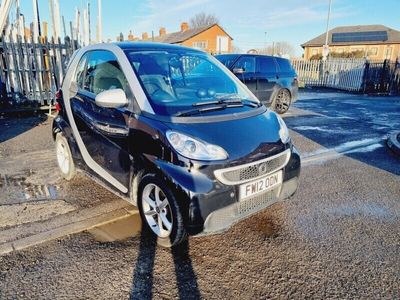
136,173,188,247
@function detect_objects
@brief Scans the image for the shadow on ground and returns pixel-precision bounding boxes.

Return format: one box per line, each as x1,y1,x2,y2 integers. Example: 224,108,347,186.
0,114,48,143
129,227,201,299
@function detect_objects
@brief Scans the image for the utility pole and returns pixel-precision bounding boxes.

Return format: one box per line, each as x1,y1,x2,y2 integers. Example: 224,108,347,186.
32,0,40,40
97,0,102,42
264,31,267,54
0,0,14,36
87,1,91,44
15,0,24,37
322,0,333,61
74,7,80,45
62,15,67,39
48,0,59,40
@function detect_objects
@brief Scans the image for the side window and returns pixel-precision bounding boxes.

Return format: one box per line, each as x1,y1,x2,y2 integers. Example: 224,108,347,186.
233,56,256,73
276,58,293,72
75,54,89,89
83,50,129,95
257,57,277,73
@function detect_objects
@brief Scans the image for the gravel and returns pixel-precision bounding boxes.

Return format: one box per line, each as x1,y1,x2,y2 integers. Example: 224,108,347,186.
0,94,399,299
0,155,398,299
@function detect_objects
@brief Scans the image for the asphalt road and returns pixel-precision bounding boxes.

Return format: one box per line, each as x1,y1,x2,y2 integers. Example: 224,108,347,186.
0,91,399,299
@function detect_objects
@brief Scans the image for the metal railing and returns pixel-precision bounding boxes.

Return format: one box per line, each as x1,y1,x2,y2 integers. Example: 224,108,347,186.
291,58,400,95
0,35,77,107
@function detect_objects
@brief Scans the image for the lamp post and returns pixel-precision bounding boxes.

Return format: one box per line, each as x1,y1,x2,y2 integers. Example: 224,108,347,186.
322,0,333,61
264,31,267,54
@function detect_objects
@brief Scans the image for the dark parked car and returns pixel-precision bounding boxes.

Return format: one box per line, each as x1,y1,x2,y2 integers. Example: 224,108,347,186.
53,42,301,247
215,54,298,114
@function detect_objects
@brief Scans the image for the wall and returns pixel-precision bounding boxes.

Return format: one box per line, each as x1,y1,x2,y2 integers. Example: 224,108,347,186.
180,25,232,54
304,44,400,61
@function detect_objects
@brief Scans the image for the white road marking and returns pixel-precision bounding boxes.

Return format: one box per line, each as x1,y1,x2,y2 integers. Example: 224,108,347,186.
301,137,384,166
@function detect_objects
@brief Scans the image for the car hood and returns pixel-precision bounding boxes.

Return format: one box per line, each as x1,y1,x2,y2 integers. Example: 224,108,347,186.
164,110,285,163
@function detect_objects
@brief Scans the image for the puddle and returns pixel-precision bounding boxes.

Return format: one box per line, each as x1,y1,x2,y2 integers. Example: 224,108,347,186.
88,213,142,242
244,215,280,239
0,171,58,203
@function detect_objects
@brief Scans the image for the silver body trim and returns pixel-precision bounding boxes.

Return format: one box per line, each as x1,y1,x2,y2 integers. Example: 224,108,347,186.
214,148,291,185
62,43,155,193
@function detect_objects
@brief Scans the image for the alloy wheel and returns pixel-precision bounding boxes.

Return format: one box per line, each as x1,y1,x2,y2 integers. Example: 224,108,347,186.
275,90,291,114
56,141,70,174
141,183,173,238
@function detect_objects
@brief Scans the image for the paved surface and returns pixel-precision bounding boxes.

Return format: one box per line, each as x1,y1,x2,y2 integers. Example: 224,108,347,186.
0,91,399,299
285,90,400,175
0,116,129,250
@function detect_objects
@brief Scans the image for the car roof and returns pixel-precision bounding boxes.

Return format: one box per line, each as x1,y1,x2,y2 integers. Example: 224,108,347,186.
217,53,276,58
113,42,204,53
216,53,292,63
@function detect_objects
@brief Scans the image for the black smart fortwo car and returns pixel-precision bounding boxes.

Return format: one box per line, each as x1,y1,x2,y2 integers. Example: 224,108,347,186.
52,42,301,247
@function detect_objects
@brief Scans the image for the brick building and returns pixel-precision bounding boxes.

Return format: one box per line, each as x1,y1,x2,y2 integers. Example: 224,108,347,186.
140,22,233,54
302,25,400,61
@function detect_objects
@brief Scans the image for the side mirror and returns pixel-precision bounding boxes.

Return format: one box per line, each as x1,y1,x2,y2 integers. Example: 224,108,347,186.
233,67,245,74
95,89,128,108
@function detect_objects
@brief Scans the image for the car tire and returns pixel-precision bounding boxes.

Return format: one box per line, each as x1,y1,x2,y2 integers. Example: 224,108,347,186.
55,133,76,180
137,174,187,248
272,89,291,114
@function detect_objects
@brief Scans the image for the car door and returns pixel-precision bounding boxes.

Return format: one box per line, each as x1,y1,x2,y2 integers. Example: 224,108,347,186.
255,56,279,103
70,50,132,191
231,56,257,95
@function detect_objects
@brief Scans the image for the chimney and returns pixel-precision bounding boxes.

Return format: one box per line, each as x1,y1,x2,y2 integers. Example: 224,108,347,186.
159,27,166,36
142,32,148,40
180,22,189,32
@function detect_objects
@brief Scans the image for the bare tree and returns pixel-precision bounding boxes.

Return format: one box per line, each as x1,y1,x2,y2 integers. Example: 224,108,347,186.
231,44,243,54
189,12,219,28
259,41,295,58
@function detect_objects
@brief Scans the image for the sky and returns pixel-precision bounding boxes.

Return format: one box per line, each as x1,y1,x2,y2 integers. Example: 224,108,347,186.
15,0,400,57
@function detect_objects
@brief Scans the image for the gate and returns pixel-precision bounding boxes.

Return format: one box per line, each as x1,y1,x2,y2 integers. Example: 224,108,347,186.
292,58,400,95
0,34,77,107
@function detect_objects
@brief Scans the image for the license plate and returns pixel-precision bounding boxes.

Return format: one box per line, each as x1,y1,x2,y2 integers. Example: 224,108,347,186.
239,171,282,201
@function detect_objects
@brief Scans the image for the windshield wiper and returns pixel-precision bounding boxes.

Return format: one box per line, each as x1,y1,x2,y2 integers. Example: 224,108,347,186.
175,103,244,117
192,98,259,108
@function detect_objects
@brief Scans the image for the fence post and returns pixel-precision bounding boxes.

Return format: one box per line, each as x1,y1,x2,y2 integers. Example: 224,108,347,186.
379,59,388,93
362,60,370,94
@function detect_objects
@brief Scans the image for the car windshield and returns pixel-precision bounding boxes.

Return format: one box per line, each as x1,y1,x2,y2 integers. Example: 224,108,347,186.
124,49,258,116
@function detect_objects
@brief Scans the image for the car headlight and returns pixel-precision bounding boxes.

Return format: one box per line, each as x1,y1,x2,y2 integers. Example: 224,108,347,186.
166,130,228,161
276,114,290,144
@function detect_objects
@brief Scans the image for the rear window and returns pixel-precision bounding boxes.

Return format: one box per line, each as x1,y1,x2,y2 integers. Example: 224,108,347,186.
276,58,293,72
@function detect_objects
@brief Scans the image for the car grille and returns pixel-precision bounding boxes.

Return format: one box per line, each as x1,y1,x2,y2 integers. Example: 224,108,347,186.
202,187,280,234
214,149,290,185
237,189,276,215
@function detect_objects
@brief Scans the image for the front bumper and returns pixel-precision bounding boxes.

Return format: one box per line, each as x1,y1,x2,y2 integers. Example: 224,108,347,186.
154,145,301,236
200,176,298,235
